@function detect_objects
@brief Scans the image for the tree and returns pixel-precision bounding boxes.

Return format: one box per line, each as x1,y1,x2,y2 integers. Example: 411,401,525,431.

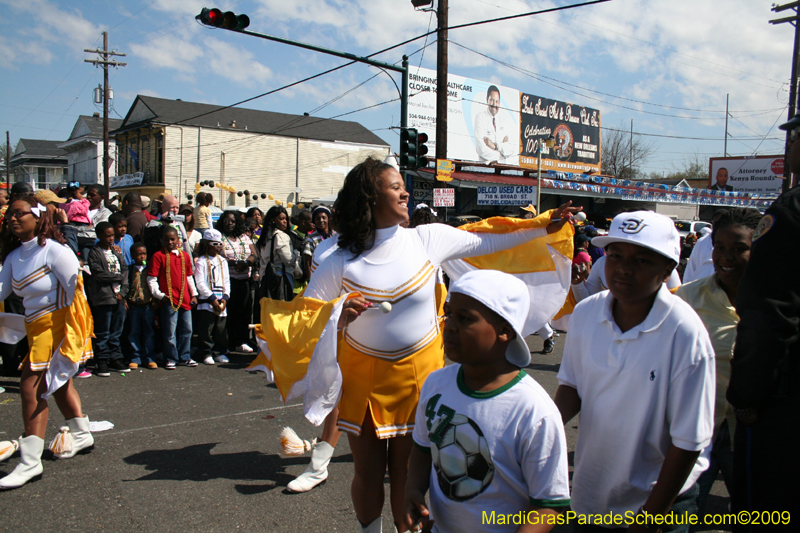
600,122,656,180
664,153,708,183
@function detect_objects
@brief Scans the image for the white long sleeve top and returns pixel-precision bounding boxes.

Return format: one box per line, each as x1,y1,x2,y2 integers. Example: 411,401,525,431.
306,223,544,361
0,238,80,323
194,255,231,316
258,229,294,280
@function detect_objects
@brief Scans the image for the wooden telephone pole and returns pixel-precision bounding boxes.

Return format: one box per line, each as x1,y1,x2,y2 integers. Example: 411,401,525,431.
435,0,449,161
85,32,126,204
771,2,800,191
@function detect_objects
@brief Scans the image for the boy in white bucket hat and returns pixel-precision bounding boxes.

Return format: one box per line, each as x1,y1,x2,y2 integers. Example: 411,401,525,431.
555,210,716,532
404,269,570,533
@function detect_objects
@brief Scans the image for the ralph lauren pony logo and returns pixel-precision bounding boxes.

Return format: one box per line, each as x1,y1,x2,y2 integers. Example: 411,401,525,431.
649,370,656,381
620,218,647,234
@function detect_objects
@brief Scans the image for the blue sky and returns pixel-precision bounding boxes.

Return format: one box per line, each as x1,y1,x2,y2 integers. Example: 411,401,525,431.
0,0,794,177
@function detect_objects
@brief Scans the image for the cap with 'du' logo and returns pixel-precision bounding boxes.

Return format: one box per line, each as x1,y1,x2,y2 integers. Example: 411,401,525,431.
591,210,681,264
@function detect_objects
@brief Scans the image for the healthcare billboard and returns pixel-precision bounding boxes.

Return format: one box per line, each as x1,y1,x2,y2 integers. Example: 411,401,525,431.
708,156,784,194
407,67,521,165
406,66,601,173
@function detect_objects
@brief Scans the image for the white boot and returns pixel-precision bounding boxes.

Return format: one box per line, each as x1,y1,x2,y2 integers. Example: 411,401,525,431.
358,516,382,533
53,416,94,459
286,441,334,493
0,435,44,489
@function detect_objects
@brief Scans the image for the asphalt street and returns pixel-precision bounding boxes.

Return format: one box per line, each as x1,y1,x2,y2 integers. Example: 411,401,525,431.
0,334,731,532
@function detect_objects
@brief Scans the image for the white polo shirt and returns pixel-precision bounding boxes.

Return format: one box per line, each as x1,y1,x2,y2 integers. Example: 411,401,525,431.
558,284,715,518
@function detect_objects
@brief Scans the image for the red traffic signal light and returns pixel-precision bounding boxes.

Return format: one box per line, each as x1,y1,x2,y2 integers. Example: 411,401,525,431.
197,7,250,31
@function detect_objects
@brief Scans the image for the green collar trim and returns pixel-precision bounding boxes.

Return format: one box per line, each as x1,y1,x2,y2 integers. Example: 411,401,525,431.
457,366,526,399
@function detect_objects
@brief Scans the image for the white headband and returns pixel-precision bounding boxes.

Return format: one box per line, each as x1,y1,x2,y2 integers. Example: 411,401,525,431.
30,203,47,218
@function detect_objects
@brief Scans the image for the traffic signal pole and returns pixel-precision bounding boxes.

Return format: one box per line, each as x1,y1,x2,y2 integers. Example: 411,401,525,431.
218,24,409,129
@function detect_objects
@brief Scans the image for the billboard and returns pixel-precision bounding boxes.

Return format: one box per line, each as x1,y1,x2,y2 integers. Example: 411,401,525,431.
519,94,601,173
406,67,601,173
708,156,784,194
407,67,520,165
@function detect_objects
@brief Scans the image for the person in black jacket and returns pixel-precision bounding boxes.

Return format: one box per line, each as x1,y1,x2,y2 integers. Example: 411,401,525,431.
727,114,800,529
87,221,129,377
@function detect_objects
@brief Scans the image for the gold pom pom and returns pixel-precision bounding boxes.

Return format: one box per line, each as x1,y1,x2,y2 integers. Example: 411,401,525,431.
49,426,74,456
0,439,20,462
279,427,316,456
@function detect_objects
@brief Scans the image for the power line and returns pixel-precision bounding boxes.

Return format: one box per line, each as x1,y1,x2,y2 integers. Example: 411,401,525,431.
450,42,766,121
473,0,786,88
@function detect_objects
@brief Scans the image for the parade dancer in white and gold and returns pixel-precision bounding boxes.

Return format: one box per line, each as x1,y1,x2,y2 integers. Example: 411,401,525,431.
0,196,94,489
250,157,578,533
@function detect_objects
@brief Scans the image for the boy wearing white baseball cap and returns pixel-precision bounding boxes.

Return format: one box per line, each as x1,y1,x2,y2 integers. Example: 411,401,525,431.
405,270,570,533
555,210,715,532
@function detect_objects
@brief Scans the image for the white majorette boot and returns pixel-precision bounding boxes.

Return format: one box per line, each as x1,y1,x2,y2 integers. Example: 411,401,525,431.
0,435,44,489
358,516,382,533
286,441,334,492
0,438,20,462
51,416,94,459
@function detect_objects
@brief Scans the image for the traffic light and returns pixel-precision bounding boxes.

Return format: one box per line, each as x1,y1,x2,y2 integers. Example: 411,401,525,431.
196,8,250,31
400,128,430,170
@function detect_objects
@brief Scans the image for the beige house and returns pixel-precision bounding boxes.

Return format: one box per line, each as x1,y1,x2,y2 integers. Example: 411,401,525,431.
112,96,390,209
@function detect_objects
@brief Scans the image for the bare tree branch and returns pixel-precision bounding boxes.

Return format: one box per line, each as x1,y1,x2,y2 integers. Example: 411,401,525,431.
601,123,657,179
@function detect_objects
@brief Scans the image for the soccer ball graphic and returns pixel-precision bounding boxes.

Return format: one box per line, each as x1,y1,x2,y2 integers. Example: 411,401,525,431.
431,414,494,501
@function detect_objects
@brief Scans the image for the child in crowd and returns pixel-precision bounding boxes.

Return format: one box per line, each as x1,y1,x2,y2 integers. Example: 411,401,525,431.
147,226,198,370
193,192,213,236
125,242,158,370
193,229,231,365
79,183,112,262
555,210,715,533
87,221,129,377
405,270,571,533
108,211,134,265
62,182,90,256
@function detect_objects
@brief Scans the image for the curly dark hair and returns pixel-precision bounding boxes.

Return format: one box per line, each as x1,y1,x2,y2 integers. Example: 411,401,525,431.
333,156,394,258
0,196,66,264
410,206,438,228
711,208,762,243
215,209,247,238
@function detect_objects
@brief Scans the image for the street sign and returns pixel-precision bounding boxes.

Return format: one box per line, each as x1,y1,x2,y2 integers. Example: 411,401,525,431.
436,159,454,182
433,188,455,207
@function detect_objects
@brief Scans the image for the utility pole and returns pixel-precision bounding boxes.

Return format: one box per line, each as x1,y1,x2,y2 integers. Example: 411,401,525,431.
85,32,126,205
629,119,633,178
724,94,729,157
770,1,800,192
436,0,449,161
5,131,10,190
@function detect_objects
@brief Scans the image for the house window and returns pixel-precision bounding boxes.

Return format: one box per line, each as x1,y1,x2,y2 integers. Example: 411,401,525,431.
36,167,62,191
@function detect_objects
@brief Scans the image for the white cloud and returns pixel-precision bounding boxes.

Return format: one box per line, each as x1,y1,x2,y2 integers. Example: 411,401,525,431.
203,38,273,86
0,0,103,64
130,33,203,74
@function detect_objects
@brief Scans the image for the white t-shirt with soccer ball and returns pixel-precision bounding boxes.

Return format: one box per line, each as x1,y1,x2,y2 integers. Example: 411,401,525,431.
413,364,571,533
